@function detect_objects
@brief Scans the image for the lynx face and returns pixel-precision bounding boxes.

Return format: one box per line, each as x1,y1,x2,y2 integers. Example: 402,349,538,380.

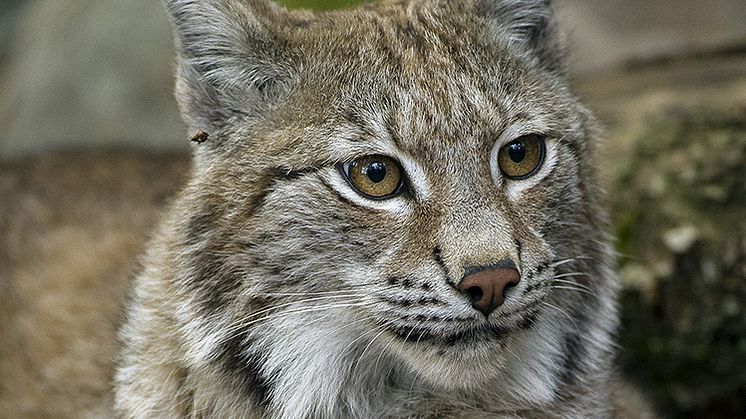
117,0,620,416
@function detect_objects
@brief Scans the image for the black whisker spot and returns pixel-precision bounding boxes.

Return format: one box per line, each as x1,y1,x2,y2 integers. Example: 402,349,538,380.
535,261,550,276
517,311,539,330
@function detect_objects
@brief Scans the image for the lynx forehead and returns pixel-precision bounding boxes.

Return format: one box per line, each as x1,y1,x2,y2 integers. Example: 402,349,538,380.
115,0,638,417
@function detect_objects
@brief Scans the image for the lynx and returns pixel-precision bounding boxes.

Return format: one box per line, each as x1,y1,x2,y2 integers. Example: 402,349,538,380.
116,0,651,417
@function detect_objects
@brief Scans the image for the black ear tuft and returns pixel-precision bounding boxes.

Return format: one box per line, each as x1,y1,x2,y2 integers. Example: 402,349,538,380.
164,0,297,133
476,0,565,73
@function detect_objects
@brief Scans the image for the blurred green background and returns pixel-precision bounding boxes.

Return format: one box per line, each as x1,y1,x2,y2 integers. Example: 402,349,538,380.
0,1,744,418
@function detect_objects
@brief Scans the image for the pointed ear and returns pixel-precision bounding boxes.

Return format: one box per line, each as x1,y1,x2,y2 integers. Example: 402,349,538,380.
476,0,565,73
164,0,297,133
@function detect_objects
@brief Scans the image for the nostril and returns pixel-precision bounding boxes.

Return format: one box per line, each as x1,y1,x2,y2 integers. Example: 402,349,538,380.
464,286,484,303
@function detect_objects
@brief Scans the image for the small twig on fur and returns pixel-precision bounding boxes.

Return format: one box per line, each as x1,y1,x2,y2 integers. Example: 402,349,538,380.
190,129,210,144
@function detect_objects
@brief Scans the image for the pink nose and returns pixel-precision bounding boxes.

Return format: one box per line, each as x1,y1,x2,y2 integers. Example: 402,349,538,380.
458,267,521,316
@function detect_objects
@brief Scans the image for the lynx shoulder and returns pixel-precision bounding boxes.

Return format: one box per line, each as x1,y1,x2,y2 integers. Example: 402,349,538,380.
115,0,653,417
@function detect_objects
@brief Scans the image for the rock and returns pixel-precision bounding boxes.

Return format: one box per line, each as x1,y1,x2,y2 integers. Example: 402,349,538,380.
662,225,700,254
0,0,186,157
609,107,746,418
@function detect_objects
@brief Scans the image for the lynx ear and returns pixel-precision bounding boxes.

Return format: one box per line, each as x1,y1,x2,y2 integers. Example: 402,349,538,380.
164,0,296,133
476,0,564,72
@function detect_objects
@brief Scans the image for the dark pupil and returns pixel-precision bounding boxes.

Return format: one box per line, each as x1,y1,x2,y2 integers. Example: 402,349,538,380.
365,161,387,183
507,142,526,163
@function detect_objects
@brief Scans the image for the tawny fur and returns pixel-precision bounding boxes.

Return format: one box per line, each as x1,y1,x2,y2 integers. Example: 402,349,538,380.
108,0,655,417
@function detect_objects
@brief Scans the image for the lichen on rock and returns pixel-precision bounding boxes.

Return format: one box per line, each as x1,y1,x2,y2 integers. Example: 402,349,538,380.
612,107,746,417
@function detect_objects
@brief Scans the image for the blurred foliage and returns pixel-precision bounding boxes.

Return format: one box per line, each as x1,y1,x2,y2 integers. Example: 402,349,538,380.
278,0,366,10
613,108,746,418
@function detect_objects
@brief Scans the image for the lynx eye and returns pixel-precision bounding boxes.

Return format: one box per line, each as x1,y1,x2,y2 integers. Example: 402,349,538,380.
340,155,404,199
497,134,546,180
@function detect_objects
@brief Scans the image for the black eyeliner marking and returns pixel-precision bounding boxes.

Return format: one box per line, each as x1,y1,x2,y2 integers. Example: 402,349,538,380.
243,165,322,217
271,165,323,181
319,177,363,209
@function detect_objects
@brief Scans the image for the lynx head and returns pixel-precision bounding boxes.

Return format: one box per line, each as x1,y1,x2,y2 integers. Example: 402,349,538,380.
161,0,618,413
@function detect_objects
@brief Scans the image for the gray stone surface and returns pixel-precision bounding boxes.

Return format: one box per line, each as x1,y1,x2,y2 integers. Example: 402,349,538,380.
555,0,746,74
0,0,186,157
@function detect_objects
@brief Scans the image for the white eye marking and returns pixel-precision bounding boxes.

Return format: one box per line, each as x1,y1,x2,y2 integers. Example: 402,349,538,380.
397,152,431,202
324,167,412,216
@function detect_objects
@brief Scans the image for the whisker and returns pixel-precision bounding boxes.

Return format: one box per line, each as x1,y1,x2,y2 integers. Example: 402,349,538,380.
234,294,368,323
319,316,374,340
373,320,422,373
217,301,370,346
550,256,592,268
549,285,596,297
553,272,591,280
339,320,384,357
551,278,596,294
353,327,389,374
504,344,523,363
374,333,400,372
541,302,579,330
408,324,428,394
258,282,428,298
258,291,370,298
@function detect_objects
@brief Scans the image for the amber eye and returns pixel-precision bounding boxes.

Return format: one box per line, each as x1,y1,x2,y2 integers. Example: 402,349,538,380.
341,155,404,199
497,134,546,180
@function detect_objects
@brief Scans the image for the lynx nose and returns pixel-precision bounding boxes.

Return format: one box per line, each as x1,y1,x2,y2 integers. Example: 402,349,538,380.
458,263,521,317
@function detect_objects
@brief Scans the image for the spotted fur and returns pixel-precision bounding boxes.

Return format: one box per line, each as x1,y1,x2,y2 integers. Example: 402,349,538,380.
115,0,652,417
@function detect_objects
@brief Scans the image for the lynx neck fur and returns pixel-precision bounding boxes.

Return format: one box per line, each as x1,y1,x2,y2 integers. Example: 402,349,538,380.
115,0,651,417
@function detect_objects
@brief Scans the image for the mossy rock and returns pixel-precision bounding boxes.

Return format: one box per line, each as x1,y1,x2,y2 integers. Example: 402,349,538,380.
612,107,746,418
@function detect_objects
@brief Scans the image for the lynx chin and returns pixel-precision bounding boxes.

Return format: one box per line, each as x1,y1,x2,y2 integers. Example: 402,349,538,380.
115,0,653,417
